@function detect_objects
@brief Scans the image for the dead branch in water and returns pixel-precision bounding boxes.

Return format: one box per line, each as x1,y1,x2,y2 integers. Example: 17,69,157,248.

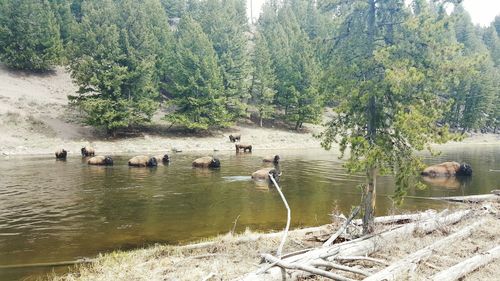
431,245,500,281
363,219,486,281
269,174,290,257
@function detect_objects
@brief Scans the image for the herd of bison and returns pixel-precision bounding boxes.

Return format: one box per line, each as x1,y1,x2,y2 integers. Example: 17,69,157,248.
53,134,472,186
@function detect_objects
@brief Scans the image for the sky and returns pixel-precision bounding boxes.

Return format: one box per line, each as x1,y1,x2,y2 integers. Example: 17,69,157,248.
246,0,500,27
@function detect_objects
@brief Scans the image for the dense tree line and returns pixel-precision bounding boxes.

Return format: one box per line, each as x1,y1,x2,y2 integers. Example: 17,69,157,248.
0,0,498,135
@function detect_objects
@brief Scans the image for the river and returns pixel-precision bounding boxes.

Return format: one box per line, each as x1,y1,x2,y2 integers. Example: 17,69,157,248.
0,144,498,280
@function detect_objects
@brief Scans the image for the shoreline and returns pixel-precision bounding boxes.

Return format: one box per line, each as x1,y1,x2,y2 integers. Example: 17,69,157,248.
45,202,499,281
1,132,498,157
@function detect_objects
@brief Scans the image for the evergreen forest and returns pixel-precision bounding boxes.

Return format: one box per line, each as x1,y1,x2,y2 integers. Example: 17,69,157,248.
0,0,498,135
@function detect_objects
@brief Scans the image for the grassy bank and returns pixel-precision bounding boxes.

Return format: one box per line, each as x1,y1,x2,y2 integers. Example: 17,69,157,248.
46,202,500,281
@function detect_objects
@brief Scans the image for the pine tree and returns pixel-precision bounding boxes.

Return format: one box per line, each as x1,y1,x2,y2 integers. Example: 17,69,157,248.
190,0,251,119
162,16,230,130
320,0,461,233
258,3,323,129
0,0,63,71
482,26,500,67
69,0,170,134
250,33,276,127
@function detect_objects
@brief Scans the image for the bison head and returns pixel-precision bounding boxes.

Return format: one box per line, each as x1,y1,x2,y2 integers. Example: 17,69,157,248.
209,158,220,168
457,163,472,176
103,156,113,166
162,154,170,164
147,157,158,167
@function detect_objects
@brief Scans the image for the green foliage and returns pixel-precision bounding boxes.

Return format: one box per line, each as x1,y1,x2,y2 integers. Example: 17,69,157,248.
162,16,230,130
190,0,251,119
0,0,63,71
69,0,170,133
442,5,498,132
250,33,276,126
319,0,461,209
257,1,324,129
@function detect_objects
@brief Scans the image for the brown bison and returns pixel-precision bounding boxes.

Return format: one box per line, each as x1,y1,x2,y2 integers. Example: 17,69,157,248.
55,149,67,159
154,154,170,165
128,156,158,167
263,155,280,164
421,161,472,177
235,143,252,153
229,134,241,142
251,167,281,184
81,146,95,157
88,156,113,166
192,156,221,168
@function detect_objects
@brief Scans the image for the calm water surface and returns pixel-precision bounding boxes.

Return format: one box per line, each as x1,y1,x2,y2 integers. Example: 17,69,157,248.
0,145,499,280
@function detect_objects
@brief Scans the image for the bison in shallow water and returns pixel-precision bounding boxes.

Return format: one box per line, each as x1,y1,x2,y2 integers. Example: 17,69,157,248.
251,166,281,184
55,149,67,160
421,161,472,177
192,156,220,168
87,156,113,166
155,154,170,165
81,146,95,157
229,134,241,142
235,144,252,153
128,156,158,167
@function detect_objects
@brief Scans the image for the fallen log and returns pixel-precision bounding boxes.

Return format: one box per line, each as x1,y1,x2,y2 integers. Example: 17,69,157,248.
332,256,389,266
242,209,471,281
429,194,500,203
310,260,371,277
430,245,500,281
262,254,357,281
362,219,486,281
352,210,437,226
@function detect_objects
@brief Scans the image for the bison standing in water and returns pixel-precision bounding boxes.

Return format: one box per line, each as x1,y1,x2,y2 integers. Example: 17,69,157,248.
87,156,113,166
55,149,67,160
421,161,472,177
81,146,95,157
235,144,252,153
192,156,220,169
128,156,158,167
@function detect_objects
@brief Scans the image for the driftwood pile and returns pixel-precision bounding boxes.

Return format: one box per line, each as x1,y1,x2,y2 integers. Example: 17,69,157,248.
241,190,500,281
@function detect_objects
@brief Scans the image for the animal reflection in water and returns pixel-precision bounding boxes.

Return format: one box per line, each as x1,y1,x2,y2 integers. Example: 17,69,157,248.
421,175,471,189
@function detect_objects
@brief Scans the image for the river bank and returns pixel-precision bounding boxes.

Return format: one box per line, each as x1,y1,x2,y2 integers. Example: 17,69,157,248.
1,65,499,157
45,201,499,281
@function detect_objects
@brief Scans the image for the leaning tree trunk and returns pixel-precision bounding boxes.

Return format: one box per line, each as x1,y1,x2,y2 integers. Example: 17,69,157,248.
363,167,377,234
363,0,377,235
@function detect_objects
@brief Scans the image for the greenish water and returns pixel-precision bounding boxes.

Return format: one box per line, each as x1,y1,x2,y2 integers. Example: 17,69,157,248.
0,145,498,280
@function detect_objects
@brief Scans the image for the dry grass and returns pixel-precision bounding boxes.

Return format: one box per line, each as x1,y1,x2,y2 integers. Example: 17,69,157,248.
46,203,500,281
